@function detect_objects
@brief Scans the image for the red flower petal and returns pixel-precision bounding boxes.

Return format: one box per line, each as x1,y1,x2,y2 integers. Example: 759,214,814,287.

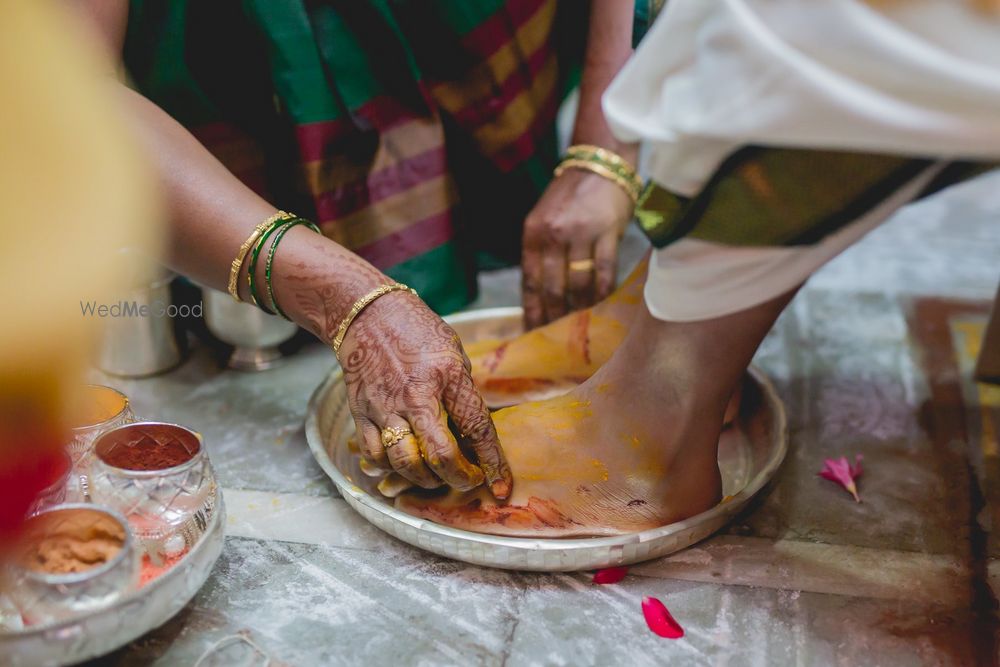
592,566,628,584
641,596,684,639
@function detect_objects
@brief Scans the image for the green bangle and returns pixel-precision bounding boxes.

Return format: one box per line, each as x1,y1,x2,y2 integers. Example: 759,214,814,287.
246,217,290,312
264,218,322,320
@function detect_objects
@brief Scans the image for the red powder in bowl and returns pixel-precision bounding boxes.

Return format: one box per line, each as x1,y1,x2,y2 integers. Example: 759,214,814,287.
96,423,200,471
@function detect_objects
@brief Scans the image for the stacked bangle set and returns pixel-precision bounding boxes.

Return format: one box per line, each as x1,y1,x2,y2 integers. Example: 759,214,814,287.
553,144,642,204
226,211,321,320
229,211,417,358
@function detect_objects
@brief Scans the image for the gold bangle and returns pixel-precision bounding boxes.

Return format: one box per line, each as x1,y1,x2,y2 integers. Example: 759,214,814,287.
331,283,418,356
565,144,637,174
555,159,642,204
560,144,643,202
565,144,641,183
228,211,295,302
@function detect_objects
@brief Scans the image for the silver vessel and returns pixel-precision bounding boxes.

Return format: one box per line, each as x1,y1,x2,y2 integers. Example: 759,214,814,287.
306,307,788,572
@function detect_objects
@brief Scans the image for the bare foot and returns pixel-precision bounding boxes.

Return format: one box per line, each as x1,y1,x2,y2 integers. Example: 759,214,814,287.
467,258,647,408
397,292,793,537
396,385,724,536
467,254,742,423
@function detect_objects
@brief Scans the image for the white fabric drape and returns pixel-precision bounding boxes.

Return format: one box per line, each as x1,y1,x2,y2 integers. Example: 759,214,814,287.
603,0,1000,321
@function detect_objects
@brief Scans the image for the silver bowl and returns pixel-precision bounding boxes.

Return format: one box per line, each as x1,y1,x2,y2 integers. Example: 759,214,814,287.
203,287,298,371
89,422,213,551
66,385,137,467
66,384,139,503
0,488,225,665
306,307,788,571
6,504,139,626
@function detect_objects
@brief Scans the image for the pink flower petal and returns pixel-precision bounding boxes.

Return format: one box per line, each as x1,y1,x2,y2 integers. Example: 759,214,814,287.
850,454,864,478
642,596,684,639
592,567,628,584
818,455,863,502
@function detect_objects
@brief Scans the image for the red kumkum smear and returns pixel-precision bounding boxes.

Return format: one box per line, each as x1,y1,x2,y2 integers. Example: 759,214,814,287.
592,566,628,584
642,597,684,639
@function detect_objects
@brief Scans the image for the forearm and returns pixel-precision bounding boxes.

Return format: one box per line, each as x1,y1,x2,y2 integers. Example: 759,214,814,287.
118,88,269,292
117,87,387,343
71,0,388,342
572,0,637,159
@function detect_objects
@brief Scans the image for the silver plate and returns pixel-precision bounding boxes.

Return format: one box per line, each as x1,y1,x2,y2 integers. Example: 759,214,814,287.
1,488,225,666
305,307,787,572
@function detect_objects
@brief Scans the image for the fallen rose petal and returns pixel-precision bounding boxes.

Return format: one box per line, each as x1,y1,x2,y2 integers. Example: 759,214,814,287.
592,567,628,584
641,596,684,639
818,454,864,502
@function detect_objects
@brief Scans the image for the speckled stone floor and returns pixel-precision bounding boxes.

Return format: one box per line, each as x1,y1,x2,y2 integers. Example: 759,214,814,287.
85,171,1000,666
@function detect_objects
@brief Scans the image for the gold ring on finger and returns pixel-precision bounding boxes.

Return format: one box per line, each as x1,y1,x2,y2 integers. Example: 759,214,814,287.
568,259,595,272
381,425,413,449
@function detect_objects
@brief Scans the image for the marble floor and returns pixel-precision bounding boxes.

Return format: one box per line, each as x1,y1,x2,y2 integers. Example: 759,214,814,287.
85,171,1000,666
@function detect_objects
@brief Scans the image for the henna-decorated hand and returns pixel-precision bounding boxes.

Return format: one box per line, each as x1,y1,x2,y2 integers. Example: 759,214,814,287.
337,290,513,499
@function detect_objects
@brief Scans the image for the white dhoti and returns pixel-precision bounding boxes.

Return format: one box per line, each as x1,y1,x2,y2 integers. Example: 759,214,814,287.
603,0,1000,321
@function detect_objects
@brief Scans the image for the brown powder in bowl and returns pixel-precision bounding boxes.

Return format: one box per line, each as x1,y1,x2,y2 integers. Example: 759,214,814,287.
18,510,125,575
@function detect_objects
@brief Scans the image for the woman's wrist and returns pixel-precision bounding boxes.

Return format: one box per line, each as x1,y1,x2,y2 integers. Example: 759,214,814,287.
260,224,392,345
557,143,642,206
330,282,416,356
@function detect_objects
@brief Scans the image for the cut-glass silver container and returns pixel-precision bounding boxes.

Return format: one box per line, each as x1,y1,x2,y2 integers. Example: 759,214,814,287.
6,504,139,626
66,384,137,502
306,307,788,571
66,385,137,467
89,422,212,553
25,450,73,517
1,487,225,666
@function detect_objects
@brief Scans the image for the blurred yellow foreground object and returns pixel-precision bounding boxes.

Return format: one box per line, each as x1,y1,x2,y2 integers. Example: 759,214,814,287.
0,0,162,543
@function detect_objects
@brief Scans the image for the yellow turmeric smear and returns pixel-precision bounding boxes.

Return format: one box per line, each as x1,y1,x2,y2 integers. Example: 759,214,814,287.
468,314,625,383
493,394,607,484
